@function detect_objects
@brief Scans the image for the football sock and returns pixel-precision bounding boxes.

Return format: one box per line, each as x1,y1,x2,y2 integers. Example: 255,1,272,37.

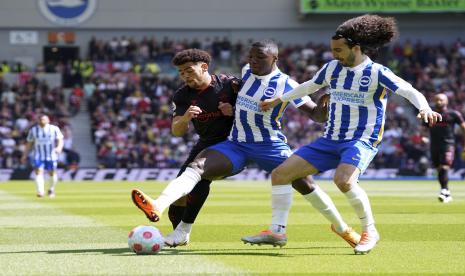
183,179,211,224
168,205,185,230
35,173,45,195
48,173,58,191
269,184,293,234
438,168,449,190
154,167,201,213
345,184,375,232
303,185,348,233
177,221,193,234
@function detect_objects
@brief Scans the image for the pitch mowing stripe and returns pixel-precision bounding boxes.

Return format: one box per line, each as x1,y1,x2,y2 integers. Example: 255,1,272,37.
1,243,247,275
0,190,245,275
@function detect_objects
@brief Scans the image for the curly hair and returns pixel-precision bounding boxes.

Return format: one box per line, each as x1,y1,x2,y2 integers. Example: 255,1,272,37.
172,48,211,66
334,14,398,53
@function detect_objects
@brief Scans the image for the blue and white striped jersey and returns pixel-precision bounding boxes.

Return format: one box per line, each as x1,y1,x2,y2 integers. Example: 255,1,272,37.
27,124,63,161
229,64,310,143
281,57,428,147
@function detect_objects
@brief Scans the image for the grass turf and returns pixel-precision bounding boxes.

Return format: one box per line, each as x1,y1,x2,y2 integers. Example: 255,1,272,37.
1,180,464,275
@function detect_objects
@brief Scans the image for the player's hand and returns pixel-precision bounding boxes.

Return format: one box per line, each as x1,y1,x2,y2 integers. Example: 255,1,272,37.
417,109,442,127
20,156,27,164
183,105,202,121
218,102,234,116
260,98,282,112
314,94,330,122
55,148,63,154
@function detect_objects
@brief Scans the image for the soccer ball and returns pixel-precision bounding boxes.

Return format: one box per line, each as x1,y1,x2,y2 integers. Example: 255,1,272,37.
128,225,164,255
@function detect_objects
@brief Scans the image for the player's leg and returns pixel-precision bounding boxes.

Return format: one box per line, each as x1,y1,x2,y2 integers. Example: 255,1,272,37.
46,161,58,198
336,140,379,254
168,141,216,230
293,176,361,248
241,153,320,247
163,141,247,247
164,179,211,247
132,140,242,223
33,160,45,197
271,139,357,241
437,145,454,203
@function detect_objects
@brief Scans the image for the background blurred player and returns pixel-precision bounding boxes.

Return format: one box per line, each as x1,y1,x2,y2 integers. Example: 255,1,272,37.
255,14,442,254
132,39,360,249
427,93,465,203
167,48,240,231
21,114,64,198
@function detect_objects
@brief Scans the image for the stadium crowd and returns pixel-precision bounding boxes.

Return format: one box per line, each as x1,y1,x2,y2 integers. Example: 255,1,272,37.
2,36,465,175
0,72,80,169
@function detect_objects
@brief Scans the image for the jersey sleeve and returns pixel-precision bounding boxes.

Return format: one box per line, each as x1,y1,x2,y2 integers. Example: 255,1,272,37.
285,78,310,108
171,89,189,118
378,66,430,111
453,111,465,124
280,62,330,102
26,127,35,142
54,126,64,139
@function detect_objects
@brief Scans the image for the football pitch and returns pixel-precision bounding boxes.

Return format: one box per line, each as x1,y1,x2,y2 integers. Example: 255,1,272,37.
1,180,465,275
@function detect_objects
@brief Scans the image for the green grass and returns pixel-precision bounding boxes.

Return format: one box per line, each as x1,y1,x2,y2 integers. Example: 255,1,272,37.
1,180,465,275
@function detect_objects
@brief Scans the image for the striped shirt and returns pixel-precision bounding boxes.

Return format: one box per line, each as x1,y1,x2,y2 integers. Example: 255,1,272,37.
228,64,310,143
281,57,428,147
26,124,63,161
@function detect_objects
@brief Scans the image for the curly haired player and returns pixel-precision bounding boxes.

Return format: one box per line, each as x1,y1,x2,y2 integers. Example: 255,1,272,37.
252,14,442,254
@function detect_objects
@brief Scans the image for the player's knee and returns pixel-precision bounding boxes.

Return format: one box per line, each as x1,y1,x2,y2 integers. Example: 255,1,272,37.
271,168,289,185
333,175,352,192
188,158,206,177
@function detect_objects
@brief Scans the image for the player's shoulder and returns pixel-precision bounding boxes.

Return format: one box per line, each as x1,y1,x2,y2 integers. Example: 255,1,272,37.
283,74,299,88
215,74,242,93
450,109,464,118
173,84,189,99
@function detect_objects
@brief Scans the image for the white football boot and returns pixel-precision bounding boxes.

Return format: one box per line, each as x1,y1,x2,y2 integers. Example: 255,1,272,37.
164,229,190,248
354,228,380,255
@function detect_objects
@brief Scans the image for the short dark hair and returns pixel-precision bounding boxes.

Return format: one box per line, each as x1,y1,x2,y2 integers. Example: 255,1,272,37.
333,14,398,53
172,49,211,66
251,39,279,56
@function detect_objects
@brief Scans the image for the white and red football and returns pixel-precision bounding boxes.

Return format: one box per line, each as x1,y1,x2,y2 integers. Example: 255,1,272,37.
128,225,164,255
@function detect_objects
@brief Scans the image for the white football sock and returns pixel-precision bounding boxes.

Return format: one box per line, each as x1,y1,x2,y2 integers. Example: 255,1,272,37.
154,167,201,213
304,185,348,233
35,173,45,195
48,173,58,191
344,184,375,232
177,221,193,234
269,184,293,234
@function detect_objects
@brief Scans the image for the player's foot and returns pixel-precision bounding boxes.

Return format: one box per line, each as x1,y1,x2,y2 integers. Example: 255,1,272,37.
241,230,287,247
438,189,453,203
164,229,190,248
131,189,161,222
331,224,360,248
37,193,44,198
354,229,380,255
48,189,55,198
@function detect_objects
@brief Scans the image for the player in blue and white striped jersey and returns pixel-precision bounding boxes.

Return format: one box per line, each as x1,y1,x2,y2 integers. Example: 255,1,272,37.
258,15,442,254
22,114,64,198
132,40,361,249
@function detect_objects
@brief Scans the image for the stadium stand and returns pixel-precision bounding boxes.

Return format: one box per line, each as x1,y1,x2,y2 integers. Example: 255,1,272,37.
1,37,464,175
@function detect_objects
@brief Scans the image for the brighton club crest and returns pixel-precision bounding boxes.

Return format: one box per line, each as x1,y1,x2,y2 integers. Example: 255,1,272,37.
38,0,96,26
